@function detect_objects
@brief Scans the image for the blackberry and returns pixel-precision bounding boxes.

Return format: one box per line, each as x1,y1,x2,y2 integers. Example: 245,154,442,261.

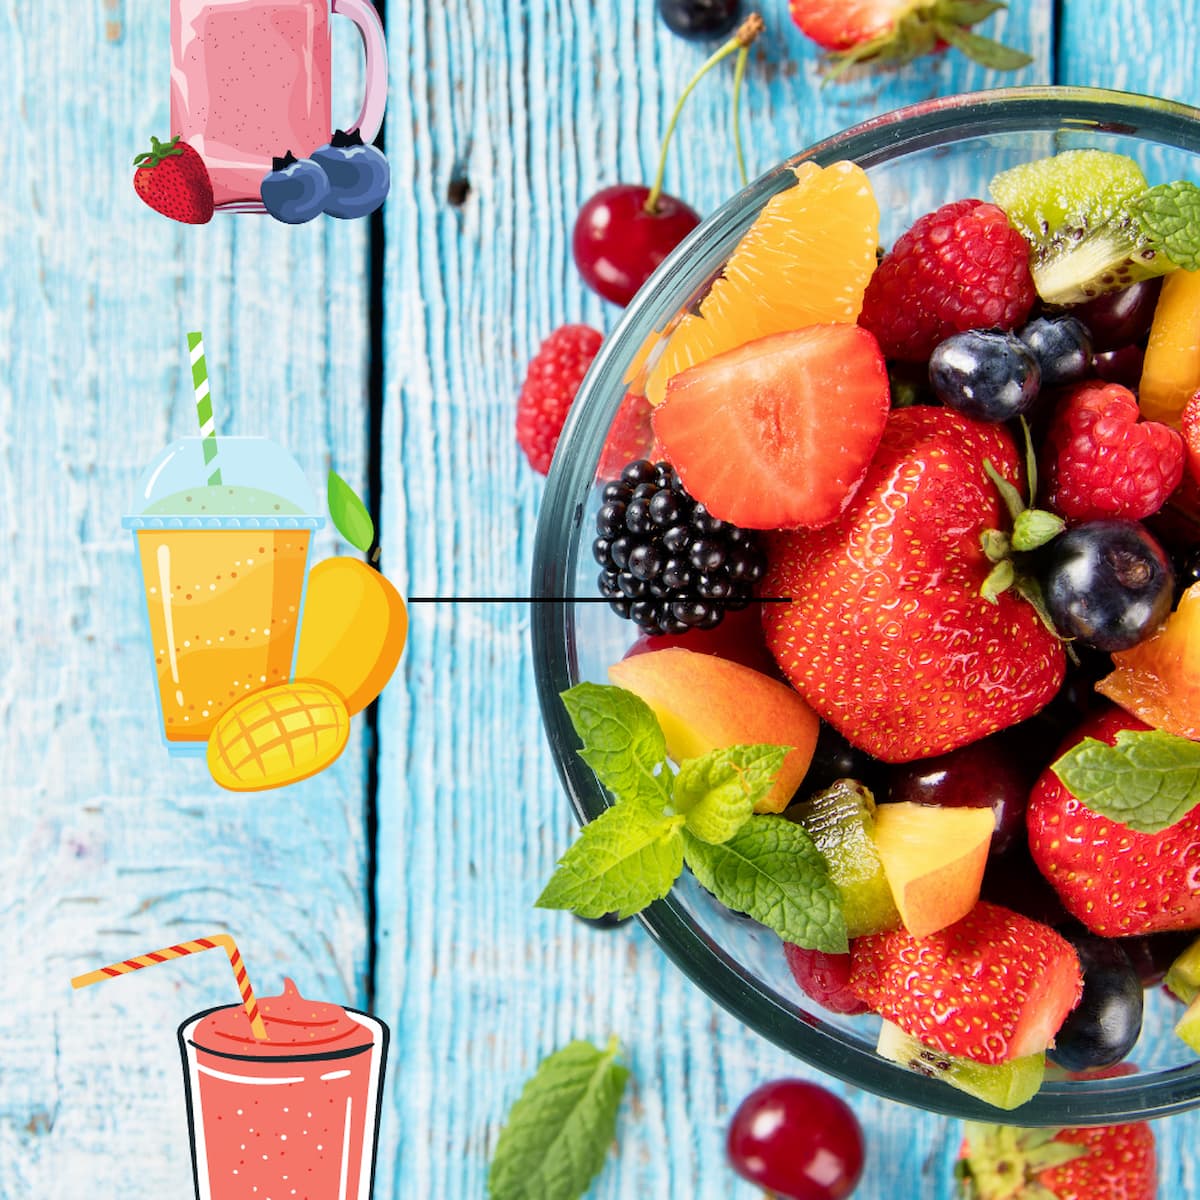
593,460,764,635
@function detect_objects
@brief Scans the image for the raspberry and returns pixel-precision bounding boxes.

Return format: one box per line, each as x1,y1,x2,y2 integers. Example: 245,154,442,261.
1041,381,1184,522
516,324,603,474
859,199,1036,362
782,944,868,1015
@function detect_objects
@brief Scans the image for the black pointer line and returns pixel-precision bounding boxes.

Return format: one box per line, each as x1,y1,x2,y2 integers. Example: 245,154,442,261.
406,596,794,604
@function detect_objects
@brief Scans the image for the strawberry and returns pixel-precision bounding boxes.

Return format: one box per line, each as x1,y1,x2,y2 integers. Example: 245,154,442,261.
1180,388,1200,486
1041,381,1184,522
515,324,603,474
788,0,1032,78
1027,705,1200,937
597,391,655,480
849,901,1083,1066
762,406,1064,763
859,199,1036,362
133,135,214,225
957,1120,1157,1200
650,324,890,530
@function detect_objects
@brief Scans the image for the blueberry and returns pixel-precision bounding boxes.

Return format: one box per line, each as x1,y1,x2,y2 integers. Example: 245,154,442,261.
1018,315,1094,387
1048,933,1143,1071
1041,520,1174,652
260,152,331,224
656,0,741,40
310,129,391,220
928,330,1042,422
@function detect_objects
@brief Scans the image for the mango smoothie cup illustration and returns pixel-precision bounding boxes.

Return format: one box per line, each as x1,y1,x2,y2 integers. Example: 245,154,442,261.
170,0,388,211
180,982,388,1200
124,437,324,754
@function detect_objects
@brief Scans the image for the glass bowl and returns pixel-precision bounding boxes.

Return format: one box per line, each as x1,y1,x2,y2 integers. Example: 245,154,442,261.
531,86,1200,1124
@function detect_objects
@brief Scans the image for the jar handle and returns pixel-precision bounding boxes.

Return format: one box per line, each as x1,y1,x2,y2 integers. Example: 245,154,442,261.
331,0,388,143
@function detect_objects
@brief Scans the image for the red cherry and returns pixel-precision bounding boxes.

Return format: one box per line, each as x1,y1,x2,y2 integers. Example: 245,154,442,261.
726,1079,865,1200
572,185,701,306
622,602,779,676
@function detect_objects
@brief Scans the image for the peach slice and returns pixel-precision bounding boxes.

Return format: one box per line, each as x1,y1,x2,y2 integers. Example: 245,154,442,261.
1140,267,1200,426
873,801,995,938
607,646,818,813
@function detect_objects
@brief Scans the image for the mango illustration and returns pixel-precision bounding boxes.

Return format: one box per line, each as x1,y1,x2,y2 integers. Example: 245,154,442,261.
294,557,407,715
207,680,350,792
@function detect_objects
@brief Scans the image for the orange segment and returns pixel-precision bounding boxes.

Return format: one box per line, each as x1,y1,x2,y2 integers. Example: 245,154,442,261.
1097,582,1200,738
645,160,880,404
1139,268,1200,426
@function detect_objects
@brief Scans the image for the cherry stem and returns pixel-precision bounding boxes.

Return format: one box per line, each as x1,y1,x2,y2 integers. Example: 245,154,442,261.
644,13,764,214
732,45,750,188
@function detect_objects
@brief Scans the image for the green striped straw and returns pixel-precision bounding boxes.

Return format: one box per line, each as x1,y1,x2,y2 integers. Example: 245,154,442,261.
187,331,222,486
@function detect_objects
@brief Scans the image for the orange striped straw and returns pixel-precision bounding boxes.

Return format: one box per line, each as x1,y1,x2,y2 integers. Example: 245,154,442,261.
70,933,269,1040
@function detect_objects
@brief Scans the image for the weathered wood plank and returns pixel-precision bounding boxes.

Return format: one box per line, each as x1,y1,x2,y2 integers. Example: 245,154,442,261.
0,3,373,1195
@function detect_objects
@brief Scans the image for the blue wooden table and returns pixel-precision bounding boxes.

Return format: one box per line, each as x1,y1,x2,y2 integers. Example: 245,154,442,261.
3,1,1200,1196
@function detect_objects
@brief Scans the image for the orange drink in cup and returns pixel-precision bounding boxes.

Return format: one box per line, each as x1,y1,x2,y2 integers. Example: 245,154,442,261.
124,437,323,752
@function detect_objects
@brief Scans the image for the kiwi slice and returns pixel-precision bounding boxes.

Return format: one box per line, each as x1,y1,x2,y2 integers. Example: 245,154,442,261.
1176,993,1200,1054
788,779,900,938
989,149,1173,306
1166,935,1200,1005
877,1021,1045,1110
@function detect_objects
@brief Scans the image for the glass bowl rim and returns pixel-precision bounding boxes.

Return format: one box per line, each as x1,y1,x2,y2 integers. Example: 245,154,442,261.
531,84,1200,1124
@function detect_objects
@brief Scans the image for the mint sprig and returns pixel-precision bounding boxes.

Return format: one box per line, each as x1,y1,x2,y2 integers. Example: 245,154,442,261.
673,744,788,845
488,1037,629,1200
1133,180,1200,272
562,683,671,812
540,685,845,951
1051,728,1200,834
683,819,848,953
535,805,684,920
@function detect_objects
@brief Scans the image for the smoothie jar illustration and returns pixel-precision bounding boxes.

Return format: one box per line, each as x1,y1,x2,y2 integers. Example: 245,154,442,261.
171,0,388,211
123,437,324,753
179,985,388,1200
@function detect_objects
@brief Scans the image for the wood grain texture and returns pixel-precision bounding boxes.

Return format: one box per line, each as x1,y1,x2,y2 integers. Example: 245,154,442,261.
0,3,373,1196
4,1,1200,1198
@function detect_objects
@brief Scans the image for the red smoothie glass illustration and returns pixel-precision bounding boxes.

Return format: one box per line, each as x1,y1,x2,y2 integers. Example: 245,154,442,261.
72,937,389,1200
171,0,388,211
180,982,388,1200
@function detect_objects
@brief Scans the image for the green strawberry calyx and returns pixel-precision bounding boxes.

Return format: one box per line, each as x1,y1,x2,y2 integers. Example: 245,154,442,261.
977,419,1065,641
956,1122,1089,1199
823,1,1033,83
133,135,186,170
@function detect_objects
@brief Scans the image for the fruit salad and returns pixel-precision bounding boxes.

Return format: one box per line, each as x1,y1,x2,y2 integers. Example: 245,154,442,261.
563,147,1200,1109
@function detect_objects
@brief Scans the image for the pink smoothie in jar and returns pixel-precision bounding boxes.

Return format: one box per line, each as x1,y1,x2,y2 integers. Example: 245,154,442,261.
170,0,387,212
179,979,388,1200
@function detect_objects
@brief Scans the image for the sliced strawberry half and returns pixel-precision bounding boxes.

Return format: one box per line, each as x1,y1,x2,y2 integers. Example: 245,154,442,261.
650,324,890,530
849,901,1083,1065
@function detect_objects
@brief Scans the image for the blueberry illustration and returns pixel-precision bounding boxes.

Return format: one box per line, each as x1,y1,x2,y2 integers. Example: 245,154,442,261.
260,152,331,224
310,129,391,220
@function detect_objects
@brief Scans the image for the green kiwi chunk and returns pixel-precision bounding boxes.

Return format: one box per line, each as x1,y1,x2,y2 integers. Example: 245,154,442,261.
989,149,1172,306
787,779,900,938
1166,935,1200,1005
876,1021,1045,1110
1176,993,1200,1054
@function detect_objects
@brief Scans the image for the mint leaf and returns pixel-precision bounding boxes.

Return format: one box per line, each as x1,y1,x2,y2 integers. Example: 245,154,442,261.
536,805,684,919
673,744,788,845
327,469,375,553
561,684,671,812
682,817,848,952
1134,180,1200,271
934,21,1033,70
1051,728,1200,834
488,1036,629,1200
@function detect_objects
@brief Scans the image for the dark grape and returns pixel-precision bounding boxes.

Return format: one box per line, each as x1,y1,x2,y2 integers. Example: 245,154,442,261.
1048,933,1144,1071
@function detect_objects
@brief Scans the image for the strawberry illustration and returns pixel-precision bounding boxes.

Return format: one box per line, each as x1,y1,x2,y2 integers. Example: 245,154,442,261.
788,0,1033,78
849,902,1083,1065
762,406,1065,763
133,135,215,225
1027,704,1200,937
956,1119,1157,1200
